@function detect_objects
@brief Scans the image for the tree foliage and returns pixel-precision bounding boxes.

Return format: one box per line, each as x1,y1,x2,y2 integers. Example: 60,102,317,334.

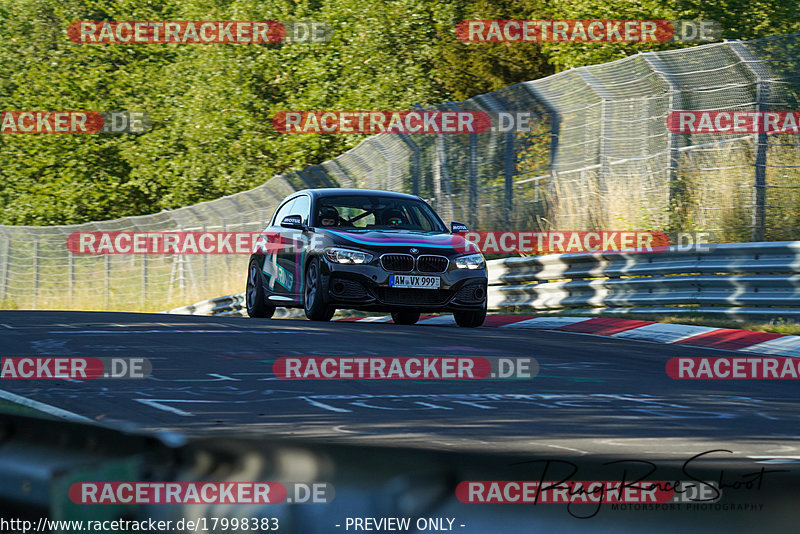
0,0,796,224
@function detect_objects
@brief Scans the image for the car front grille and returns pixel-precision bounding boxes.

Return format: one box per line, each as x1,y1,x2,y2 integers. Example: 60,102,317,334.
416,255,449,273
374,288,452,306
381,254,414,272
381,254,449,273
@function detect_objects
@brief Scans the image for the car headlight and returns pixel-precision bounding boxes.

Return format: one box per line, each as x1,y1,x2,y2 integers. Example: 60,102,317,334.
455,253,485,269
324,247,373,264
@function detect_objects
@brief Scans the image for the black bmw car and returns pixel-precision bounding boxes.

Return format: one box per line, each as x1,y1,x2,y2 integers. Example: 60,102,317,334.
245,188,488,327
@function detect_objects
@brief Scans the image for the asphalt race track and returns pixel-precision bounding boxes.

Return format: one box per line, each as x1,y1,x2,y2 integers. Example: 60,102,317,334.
1,310,799,463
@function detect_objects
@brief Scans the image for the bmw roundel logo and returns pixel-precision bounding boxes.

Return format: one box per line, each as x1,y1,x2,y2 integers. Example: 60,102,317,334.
410,248,419,255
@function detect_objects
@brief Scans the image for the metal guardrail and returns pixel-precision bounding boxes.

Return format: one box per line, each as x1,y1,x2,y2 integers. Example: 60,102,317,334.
166,294,302,318
168,242,800,319
167,293,245,316
488,241,800,317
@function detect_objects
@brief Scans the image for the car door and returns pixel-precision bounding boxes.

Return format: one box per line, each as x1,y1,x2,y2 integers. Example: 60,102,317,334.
260,196,300,302
276,194,310,302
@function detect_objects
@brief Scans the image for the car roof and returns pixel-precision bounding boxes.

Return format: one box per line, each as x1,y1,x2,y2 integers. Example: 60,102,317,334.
293,188,423,201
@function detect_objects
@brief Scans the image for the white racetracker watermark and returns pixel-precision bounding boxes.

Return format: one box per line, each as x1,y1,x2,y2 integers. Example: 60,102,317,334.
0,357,151,379
68,21,332,44
668,110,800,134
667,357,800,380
70,481,334,504
456,20,721,43
0,111,150,134
273,110,491,134
273,356,538,380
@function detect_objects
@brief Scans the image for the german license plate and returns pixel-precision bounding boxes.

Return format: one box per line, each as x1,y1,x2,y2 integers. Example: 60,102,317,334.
389,275,440,289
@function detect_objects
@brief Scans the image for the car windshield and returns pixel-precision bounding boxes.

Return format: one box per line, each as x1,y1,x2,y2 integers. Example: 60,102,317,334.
313,195,448,232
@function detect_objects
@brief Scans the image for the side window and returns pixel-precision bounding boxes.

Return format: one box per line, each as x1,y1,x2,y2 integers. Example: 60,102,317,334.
292,195,311,225
271,198,297,226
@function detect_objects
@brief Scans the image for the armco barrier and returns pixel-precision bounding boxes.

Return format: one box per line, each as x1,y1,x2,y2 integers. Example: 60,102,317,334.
167,293,244,316
169,241,800,319
166,294,301,318
488,241,800,317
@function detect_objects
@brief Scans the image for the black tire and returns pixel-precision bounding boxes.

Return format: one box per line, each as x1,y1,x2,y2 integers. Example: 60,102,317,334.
453,305,486,328
246,259,276,319
391,311,420,325
304,257,335,321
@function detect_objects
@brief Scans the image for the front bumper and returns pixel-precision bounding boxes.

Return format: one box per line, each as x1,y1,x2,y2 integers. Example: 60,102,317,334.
320,259,487,312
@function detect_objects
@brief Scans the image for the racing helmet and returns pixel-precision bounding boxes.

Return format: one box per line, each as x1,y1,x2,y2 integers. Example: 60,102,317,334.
382,208,406,226
318,206,339,226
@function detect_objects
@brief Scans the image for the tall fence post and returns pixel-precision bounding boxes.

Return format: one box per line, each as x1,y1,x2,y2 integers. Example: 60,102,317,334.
69,251,75,309
367,138,396,192
307,165,336,188
345,152,374,189
471,94,510,226
321,160,356,188
468,132,479,228
503,130,515,228
481,94,517,228
104,254,110,310
203,204,229,286
201,222,208,290
640,51,684,222
434,133,455,222
141,255,147,311
444,101,479,227
522,82,560,180
397,133,420,196
32,236,39,309
575,67,614,197
0,231,9,305
728,40,770,241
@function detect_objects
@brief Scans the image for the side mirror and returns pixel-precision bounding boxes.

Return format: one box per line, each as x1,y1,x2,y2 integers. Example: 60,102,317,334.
281,215,305,229
450,221,469,233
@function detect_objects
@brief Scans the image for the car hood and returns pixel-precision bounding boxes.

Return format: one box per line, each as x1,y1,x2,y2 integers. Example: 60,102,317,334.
317,228,475,255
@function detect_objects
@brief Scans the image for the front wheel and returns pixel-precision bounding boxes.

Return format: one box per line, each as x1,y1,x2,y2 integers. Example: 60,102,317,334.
246,259,275,319
391,311,420,325
453,305,486,328
304,257,335,321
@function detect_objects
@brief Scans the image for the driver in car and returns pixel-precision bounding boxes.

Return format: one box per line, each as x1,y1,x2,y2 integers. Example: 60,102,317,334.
319,206,340,227
382,208,406,227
